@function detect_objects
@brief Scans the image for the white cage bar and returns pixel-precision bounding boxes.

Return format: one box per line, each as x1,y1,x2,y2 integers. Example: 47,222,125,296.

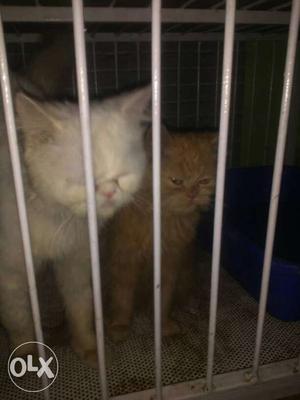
152,1,162,398
246,40,258,165
214,41,221,128
206,0,236,391
0,10,50,400
263,40,276,164
251,0,300,378
229,41,239,165
72,1,108,398
92,40,99,96
0,7,290,25
196,41,201,127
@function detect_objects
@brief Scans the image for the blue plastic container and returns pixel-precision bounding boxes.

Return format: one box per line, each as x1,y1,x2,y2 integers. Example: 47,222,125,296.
200,166,300,321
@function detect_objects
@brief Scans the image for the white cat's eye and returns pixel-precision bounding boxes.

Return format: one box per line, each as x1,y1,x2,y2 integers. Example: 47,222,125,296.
170,177,183,186
118,173,139,192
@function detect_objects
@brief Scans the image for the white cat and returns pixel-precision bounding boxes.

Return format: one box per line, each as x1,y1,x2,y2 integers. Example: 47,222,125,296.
0,86,150,367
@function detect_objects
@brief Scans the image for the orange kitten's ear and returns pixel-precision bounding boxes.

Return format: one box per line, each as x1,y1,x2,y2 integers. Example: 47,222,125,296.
15,92,62,141
144,124,169,160
161,125,173,153
120,85,151,122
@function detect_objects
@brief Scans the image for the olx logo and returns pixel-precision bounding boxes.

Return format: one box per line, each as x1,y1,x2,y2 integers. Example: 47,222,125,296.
8,342,59,392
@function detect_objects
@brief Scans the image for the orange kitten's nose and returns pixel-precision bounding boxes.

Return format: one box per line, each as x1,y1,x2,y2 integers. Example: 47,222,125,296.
187,187,198,200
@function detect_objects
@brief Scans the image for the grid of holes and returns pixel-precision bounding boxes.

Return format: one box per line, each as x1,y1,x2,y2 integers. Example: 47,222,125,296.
1,266,299,399
6,39,246,129
7,38,247,169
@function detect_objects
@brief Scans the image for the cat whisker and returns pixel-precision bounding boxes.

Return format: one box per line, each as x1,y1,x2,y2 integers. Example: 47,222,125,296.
50,213,74,253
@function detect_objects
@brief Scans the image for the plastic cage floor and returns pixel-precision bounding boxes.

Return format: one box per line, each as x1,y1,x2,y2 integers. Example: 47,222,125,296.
1,262,300,400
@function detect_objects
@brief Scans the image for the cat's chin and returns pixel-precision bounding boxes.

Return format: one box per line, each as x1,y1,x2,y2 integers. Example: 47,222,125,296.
169,204,199,215
98,195,132,219
66,197,131,220
98,202,120,219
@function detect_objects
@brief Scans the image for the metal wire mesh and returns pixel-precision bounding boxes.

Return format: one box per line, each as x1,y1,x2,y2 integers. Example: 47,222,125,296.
0,265,299,399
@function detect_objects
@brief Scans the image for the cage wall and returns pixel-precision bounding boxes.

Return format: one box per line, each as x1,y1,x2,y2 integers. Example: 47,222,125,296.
6,35,300,168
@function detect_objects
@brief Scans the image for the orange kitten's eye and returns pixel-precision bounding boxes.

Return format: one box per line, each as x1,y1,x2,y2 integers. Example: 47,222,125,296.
198,178,211,185
170,177,183,186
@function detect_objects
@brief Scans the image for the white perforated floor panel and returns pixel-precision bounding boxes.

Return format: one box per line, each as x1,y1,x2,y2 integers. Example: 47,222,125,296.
1,264,299,399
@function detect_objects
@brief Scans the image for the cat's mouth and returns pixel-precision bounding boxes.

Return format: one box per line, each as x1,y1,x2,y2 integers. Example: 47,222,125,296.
102,199,115,207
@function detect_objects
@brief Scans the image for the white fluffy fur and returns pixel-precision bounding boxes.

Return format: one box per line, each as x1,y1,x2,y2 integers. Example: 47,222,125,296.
0,85,150,366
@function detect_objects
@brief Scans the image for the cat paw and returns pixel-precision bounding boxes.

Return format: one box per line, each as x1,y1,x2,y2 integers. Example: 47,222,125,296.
83,349,99,369
72,339,113,369
108,324,130,343
162,319,181,337
71,334,99,369
71,340,98,369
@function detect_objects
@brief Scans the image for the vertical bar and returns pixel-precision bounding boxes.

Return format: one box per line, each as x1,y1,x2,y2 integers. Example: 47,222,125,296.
72,69,77,97
71,2,108,399
252,0,300,377
114,41,119,90
92,39,99,96
229,41,239,166
0,11,49,400
214,41,220,127
247,41,258,165
296,354,300,372
263,41,276,164
20,39,26,68
176,41,181,128
196,41,201,127
206,0,236,391
136,41,141,83
151,1,162,399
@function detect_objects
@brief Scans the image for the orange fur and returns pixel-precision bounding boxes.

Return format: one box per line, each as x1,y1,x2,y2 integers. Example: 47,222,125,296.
104,129,217,342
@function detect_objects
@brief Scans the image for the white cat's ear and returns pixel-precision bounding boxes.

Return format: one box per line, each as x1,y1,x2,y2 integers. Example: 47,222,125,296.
120,85,151,121
15,92,62,140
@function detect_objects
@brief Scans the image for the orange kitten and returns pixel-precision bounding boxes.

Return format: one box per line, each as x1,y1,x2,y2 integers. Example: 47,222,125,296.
104,129,217,342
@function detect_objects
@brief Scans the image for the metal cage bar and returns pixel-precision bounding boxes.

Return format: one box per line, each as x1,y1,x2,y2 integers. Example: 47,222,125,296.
246,40,258,165
114,41,119,90
20,39,26,68
229,41,239,166
214,41,221,128
111,358,300,400
206,0,236,391
152,0,162,399
0,10,50,400
92,40,99,96
0,7,291,25
136,41,141,83
3,32,291,43
251,0,300,377
177,41,181,128
71,1,108,398
263,40,276,164
196,41,201,127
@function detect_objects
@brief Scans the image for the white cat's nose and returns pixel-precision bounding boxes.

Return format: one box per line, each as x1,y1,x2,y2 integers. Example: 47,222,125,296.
99,181,117,200
102,189,116,199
